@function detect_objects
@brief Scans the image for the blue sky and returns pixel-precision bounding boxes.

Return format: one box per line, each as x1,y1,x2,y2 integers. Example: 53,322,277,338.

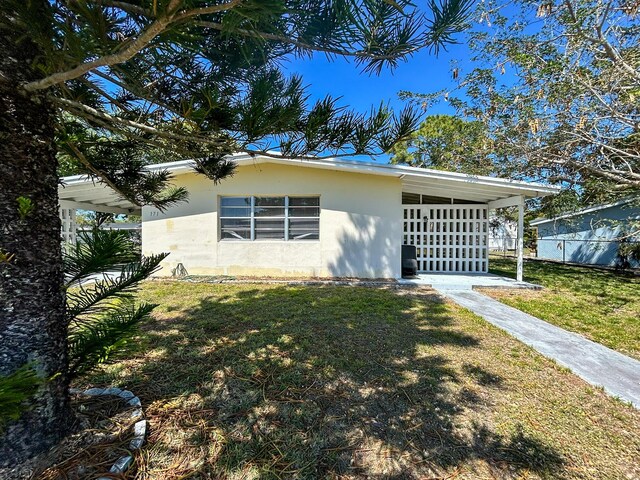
283,43,469,116
279,38,478,162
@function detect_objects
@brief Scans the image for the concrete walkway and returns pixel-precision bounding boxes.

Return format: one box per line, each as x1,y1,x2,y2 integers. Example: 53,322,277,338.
398,272,540,290
434,286,640,408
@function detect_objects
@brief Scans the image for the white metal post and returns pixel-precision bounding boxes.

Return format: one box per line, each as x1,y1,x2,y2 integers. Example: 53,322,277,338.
516,195,524,282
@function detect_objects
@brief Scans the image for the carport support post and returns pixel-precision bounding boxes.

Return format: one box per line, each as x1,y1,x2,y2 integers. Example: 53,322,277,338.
488,195,527,282
516,195,524,282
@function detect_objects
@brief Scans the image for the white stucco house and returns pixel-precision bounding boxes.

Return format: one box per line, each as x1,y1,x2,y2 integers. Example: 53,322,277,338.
58,154,558,280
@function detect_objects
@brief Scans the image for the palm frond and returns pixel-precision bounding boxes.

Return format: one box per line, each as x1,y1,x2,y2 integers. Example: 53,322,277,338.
66,252,167,322
67,302,156,378
64,229,140,287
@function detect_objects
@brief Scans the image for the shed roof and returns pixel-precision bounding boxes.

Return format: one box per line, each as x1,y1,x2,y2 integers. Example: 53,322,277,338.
58,154,559,213
530,198,638,226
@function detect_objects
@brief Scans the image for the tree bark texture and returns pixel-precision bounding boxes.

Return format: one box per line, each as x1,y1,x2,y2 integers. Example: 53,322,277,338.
0,17,71,467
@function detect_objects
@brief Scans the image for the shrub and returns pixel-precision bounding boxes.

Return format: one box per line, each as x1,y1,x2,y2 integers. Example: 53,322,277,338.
64,230,167,378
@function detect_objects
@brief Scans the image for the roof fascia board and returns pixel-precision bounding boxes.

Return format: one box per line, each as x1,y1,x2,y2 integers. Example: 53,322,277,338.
59,200,138,215
402,181,547,202
488,196,524,210
59,154,560,207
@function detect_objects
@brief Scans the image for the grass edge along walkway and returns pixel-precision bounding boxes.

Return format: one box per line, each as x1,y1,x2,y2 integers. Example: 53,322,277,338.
487,256,640,359
437,288,640,408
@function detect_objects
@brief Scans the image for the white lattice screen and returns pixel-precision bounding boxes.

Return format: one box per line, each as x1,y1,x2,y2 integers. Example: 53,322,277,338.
403,204,489,273
59,207,77,244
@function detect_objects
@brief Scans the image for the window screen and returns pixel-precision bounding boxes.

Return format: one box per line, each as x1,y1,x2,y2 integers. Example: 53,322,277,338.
219,196,319,241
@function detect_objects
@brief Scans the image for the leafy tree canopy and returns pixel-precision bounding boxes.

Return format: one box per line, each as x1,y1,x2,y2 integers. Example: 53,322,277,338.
400,0,640,210
389,114,494,175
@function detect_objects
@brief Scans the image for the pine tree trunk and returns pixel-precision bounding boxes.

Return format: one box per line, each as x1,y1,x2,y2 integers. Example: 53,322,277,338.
0,22,71,467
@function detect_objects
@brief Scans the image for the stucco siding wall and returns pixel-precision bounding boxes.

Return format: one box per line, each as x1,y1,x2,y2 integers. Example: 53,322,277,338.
535,204,640,266
142,163,403,278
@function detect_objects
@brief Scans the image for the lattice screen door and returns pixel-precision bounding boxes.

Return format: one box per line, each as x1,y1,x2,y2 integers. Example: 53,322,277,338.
402,204,489,273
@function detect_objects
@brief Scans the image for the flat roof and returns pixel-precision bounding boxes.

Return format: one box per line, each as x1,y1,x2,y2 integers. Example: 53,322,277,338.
59,175,141,214
59,154,560,212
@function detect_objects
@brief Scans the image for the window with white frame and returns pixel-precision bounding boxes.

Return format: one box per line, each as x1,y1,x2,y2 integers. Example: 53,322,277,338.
220,196,320,241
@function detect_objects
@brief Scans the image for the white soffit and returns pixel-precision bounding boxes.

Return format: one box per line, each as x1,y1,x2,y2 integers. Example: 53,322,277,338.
58,175,140,214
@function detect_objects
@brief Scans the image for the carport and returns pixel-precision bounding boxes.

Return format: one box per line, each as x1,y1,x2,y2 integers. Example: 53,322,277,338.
58,174,141,244
396,166,559,281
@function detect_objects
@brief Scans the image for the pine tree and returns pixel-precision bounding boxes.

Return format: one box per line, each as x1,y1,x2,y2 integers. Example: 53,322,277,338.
0,0,471,464
389,114,493,175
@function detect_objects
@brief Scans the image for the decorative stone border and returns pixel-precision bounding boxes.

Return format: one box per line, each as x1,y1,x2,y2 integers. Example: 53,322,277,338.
155,275,415,288
70,387,147,479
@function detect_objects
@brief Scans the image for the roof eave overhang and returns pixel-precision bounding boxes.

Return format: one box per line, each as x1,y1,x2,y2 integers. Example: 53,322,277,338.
58,176,141,214
147,155,560,202
58,154,560,211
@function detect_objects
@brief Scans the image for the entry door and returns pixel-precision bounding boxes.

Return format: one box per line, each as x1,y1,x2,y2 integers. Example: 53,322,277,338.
402,204,489,273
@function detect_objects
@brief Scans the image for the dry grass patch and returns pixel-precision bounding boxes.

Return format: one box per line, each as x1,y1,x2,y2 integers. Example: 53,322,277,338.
80,282,640,479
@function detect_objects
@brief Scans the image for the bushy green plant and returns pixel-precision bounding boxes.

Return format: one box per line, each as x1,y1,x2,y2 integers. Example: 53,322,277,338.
616,240,640,270
64,229,167,378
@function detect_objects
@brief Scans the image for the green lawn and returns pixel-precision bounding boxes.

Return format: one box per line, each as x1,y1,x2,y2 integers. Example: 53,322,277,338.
80,281,640,479
487,257,640,359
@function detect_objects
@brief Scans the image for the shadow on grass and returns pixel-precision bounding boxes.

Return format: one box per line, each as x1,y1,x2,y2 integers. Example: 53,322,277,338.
88,284,566,478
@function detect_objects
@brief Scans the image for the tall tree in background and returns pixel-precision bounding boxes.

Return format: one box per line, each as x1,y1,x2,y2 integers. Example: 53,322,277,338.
389,114,494,175
0,0,472,465
401,0,640,203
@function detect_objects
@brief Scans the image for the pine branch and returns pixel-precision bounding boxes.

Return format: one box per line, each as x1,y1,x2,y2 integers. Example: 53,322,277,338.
192,20,422,62
22,0,243,92
67,302,156,378
22,0,472,92
90,69,188,120
77,77,132,113
87,0,153,17
52,96,228,146
65,140,140,207
23,6,177,92
66,253,166,321
173,0,244,20
64,230,142,287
